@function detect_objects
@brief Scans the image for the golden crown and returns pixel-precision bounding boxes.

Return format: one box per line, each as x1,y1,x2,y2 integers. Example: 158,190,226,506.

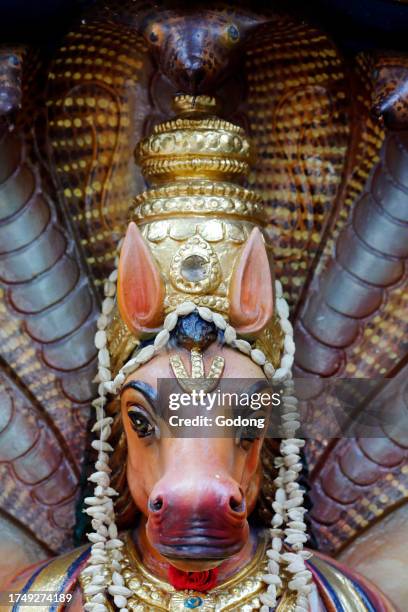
107,95,282,374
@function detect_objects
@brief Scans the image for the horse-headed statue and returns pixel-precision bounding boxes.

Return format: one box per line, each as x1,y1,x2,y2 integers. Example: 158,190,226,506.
9,93,395,611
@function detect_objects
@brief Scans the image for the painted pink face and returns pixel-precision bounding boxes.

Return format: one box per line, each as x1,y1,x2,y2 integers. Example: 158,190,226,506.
120,343,269,571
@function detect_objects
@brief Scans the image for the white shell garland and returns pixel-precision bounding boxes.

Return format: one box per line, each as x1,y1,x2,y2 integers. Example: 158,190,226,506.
83,273,312,611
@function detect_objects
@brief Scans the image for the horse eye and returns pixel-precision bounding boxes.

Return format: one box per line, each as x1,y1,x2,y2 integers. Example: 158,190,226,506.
128,409,155,438
236,413,267,449
227,24,240,43
239,438,254,451
239,428,259,448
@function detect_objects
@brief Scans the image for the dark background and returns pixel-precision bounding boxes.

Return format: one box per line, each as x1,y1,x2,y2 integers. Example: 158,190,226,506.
0,0,407,55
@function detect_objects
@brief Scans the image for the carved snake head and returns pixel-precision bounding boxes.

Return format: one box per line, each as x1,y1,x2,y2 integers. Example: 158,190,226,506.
0,46,25,115
372,53,408,130
140,7,267,94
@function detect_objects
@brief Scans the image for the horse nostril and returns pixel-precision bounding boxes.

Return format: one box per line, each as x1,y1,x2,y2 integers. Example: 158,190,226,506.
149,496,163,513
229,494,245,513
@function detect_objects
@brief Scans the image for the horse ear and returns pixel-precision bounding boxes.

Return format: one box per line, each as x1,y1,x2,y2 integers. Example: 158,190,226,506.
229,227,274,335
117,222,165,335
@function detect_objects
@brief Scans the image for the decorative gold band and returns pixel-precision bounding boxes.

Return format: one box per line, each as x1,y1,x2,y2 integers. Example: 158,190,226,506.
134,180,262,204
138,156,250,182
172,94,220,116
151,116,245,135
134,196,263,223
133,181,263,222
137,127,250,158
164,294,230,314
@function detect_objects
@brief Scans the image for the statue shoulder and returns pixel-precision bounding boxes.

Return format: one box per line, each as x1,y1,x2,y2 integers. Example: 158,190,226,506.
309,551,396,611
6,545,90,611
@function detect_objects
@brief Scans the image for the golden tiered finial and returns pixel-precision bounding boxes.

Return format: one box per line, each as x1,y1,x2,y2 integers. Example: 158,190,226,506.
135,95,252,182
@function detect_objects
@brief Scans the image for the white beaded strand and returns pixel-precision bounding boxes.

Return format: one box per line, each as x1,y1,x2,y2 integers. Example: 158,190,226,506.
84,276,312,611
84,245,129,612
268,281,313,611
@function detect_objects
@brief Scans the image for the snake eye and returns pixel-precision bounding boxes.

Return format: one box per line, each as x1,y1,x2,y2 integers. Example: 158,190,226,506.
128,407,155,438
8,55,19,67
227,24,240,43
144,21,162,46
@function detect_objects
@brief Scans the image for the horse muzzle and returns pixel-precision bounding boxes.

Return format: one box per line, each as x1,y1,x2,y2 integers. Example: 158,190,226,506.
146,478,249,561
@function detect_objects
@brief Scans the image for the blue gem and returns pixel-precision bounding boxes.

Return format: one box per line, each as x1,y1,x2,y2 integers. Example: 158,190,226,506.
184,596,203,608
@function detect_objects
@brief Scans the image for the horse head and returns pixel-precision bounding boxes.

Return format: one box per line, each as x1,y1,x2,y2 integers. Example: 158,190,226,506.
108,217,278,572
120,339,266,570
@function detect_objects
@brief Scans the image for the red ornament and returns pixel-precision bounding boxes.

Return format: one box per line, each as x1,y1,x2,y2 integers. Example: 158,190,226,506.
168,566,219,592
